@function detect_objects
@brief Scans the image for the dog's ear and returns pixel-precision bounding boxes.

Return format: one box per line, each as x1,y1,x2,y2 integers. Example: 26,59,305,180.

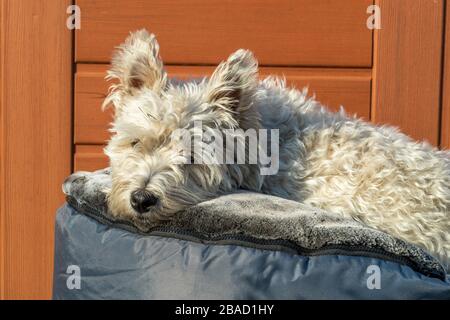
107,29,167,95
206,49,259,125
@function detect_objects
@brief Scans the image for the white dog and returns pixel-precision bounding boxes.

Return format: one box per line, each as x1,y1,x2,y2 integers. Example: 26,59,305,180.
103,30,450,267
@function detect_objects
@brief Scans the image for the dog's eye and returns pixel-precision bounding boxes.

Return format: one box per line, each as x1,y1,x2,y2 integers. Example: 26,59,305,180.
131,139,140,147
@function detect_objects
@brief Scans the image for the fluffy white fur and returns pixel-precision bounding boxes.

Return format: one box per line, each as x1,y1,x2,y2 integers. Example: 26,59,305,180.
104,30,450,267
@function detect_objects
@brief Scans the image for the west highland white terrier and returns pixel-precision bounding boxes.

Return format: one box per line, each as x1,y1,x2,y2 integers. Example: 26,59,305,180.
103,30,450,266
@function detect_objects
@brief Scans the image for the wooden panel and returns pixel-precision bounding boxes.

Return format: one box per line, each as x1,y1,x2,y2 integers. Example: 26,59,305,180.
74,65,114,145
441,0,450,150
74,145,108,172
372,0,444,145
75,0,373,67
0,0,5,300
75,64,372,144
0,0,72,299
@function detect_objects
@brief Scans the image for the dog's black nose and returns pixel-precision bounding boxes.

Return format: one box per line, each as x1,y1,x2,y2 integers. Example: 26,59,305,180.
130,189,158,214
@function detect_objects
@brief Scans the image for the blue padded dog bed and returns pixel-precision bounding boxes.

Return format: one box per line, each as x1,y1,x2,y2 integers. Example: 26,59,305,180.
53,169,450,299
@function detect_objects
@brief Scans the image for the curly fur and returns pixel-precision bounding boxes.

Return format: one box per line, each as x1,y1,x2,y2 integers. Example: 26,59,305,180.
103,30,450,268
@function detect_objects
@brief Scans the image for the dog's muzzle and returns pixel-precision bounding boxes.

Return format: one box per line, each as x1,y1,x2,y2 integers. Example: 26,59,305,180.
130,189,159,214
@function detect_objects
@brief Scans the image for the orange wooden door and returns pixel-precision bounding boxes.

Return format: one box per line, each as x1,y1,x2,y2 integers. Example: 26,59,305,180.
372,0,445,147
0,0,447,300
0,0,72,299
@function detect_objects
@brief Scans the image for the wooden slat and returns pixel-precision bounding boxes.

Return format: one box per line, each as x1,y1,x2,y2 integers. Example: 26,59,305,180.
74,65,113,145
441,0,450,150
75,64,372,144
75,0,373,67
0,0,5,300
74,145,108,172
372,0,444,145
0,0,72,299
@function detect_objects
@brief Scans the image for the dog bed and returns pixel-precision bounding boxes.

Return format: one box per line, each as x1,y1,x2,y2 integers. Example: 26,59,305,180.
52,169,450,299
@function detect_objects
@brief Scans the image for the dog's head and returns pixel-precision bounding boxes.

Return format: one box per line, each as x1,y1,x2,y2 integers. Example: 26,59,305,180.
104,29,263,221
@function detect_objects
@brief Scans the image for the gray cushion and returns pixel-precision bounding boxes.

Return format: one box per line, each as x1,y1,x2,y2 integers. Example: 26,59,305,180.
52,168,450,299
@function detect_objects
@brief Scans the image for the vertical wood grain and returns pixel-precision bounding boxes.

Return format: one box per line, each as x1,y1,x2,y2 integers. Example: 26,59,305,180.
441,0,450,150
0,0,6,300
0,0,72,299
372,0,444,145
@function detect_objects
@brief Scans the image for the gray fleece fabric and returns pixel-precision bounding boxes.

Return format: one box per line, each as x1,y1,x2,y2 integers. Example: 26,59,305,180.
62,168,446,279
